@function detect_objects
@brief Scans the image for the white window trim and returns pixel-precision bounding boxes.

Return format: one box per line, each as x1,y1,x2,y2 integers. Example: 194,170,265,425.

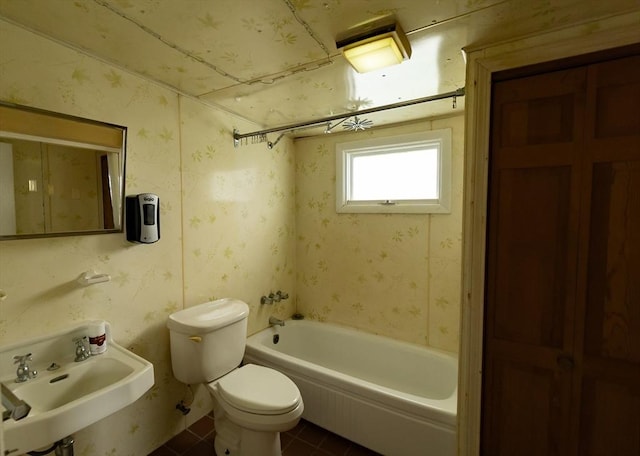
335,129,452,214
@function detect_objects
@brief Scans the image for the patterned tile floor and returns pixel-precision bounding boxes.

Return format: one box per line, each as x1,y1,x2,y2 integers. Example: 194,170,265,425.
148,414,381,456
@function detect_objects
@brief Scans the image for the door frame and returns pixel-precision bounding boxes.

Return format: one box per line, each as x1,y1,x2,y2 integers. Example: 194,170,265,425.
458,11,640,456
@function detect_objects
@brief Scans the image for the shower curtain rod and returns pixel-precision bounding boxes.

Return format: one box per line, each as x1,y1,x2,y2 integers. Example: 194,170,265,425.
233,87,465,146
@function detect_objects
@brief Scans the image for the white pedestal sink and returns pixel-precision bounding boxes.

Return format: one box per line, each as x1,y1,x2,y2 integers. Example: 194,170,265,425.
0,321,154,455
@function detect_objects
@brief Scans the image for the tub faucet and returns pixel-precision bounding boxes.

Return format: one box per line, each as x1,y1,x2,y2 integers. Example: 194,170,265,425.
269,316,285,327
261,290,289,304
14,353,37,383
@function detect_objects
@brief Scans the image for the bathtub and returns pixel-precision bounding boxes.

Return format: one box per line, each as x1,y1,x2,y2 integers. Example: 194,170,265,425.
244,319,457,456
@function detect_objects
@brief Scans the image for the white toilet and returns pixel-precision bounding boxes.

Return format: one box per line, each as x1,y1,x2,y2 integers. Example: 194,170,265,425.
167,298,303,456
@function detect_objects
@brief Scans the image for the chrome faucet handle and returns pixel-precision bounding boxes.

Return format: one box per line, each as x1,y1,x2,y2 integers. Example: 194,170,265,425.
275,290,289,300
73,337,91,362
13,353,32,364
14,353,36,382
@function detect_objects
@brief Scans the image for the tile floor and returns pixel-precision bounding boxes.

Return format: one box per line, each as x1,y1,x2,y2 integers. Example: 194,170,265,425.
148,414,381,456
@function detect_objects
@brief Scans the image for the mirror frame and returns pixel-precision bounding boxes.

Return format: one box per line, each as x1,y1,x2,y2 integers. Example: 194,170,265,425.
0,101,127,240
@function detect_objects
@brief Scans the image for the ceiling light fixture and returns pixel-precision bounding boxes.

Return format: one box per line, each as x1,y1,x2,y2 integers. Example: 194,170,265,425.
336,18,412,73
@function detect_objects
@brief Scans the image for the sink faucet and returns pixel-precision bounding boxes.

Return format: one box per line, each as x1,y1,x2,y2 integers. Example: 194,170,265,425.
14,353,37,383
269,316,285,327
74,337,91,362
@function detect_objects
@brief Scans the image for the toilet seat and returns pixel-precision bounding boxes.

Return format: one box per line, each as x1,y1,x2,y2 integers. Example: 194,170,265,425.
216,364,300,415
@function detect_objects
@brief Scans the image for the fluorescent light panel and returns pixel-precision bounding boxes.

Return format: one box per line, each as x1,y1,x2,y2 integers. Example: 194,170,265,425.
337,21,411,73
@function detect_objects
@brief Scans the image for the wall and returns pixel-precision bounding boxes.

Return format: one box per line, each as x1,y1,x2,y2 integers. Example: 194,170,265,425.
0,19,295,455
178,96,297,412
295,116,463,353
0,15,462,455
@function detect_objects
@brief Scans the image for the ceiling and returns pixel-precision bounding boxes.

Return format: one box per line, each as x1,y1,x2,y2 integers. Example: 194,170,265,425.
0,0,638,137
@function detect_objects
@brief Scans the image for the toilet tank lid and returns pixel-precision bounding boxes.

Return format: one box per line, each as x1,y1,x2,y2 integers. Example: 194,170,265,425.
167,298,249,334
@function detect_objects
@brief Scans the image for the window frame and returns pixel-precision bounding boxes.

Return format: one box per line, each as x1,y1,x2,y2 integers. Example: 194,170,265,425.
335,129,452,214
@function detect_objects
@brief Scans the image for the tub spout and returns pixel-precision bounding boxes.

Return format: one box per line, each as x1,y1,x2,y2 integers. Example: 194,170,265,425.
269,316,285,327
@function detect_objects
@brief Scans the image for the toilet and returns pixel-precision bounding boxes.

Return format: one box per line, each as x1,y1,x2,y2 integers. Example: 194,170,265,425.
167,298,303,456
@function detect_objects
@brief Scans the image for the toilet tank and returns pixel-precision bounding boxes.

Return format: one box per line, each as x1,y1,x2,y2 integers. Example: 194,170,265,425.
167,298,249,384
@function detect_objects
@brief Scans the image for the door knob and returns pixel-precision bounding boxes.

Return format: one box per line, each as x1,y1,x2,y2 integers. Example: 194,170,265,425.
556,353,575,370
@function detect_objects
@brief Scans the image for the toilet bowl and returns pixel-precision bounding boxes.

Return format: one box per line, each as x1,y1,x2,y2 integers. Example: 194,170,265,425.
167,299,303,456
208,364,303,455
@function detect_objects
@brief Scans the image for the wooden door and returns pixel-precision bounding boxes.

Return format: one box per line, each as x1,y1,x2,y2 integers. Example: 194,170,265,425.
483,65,585,456
482,53,640,456
574,55,640,455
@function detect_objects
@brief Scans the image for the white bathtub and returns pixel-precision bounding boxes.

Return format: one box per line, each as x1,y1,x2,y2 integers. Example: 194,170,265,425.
244,320,457,456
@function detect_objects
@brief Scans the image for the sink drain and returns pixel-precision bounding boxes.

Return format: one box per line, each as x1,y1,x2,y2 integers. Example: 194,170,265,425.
49,374,69,384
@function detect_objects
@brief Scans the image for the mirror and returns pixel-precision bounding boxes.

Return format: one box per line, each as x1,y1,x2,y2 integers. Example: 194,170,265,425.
0,102,126,239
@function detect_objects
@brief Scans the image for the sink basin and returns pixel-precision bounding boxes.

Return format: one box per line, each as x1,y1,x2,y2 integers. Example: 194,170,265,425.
0,321,154,455
12,354,135,412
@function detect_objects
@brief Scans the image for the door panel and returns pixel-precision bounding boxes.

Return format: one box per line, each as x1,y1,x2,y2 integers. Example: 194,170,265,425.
590,55,640,140
579,376,640,455
576,55,640,455
483,65,585,456
492,166,571,348
500,94,577,146
484,52,640,455
585,161,640,362
485,358,571,456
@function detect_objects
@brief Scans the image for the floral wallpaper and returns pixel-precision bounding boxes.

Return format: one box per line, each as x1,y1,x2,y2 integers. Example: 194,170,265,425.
179,97,297,327
0,14,461,456
0,0,633,128
295,116,464,352
0,19,294,455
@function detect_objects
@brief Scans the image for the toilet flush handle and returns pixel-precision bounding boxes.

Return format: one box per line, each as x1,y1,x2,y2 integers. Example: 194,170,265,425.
188,336,202,343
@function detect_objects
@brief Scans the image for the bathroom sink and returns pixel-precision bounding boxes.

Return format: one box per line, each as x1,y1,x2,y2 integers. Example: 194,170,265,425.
0,321,154,455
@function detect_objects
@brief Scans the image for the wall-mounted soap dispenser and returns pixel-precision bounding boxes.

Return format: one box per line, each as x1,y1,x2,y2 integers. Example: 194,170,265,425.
126,193,160,244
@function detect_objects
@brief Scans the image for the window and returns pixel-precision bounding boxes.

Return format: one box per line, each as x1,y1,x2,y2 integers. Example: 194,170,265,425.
336,129,451,213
